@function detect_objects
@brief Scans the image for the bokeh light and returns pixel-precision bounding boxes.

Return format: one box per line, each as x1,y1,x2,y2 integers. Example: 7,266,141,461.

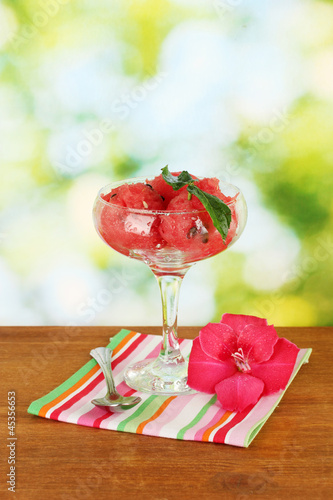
0,0,332,326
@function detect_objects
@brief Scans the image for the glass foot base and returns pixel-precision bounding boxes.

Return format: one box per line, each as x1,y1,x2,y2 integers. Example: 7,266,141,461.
123,358,197,396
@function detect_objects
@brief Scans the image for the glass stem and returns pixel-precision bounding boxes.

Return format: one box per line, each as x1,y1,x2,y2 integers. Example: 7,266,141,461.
154,272,187,364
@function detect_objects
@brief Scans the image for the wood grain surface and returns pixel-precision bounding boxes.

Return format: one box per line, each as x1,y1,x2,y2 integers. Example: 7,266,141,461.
0,326,332,500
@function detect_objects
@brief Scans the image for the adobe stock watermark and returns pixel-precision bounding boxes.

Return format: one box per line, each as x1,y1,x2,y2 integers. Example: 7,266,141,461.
19,267,135,385
208,107,291,182
207,431,305,499
7,391,17,493
248,107,290,154
254,234,333,318
8,0,70,52
53,69,167,176
59,453,113,500
53,119,115,177
213,0,243,19
110,69,168,121
208,161,244,185
76,268,136,323
210,470,274,498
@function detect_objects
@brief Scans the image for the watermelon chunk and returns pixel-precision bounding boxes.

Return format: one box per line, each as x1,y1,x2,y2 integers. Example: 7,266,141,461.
148,172,188,205
101,185,126,205
104,182,165,210
99,183,165,255
98,175,238,262
159,184,238,259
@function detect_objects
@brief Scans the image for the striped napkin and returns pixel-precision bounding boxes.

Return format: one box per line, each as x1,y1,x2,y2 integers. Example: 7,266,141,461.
28,329,312,447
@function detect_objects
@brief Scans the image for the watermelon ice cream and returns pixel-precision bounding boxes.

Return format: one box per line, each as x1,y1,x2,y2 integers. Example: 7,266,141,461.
94,172,239,265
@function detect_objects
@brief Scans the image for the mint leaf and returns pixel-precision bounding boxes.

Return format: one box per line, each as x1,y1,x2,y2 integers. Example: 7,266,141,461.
162,166,232,242
161,165,194,190
187,184,232,242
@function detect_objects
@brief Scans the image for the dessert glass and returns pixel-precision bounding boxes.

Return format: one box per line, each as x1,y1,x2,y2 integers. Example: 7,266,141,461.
93,176,247,395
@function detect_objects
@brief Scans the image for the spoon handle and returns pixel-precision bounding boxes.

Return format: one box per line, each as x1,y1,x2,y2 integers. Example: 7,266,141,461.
90,347,118,396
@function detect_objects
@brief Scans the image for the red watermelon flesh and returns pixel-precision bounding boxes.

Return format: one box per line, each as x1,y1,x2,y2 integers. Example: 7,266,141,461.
191,177,234,208
101,186,126,205
104,182,165,210
159,186,238,259
98,175,238,263
99,183,165,254
119,183,166,210
159,198,208,254
148,172,189,205
186,177,238,247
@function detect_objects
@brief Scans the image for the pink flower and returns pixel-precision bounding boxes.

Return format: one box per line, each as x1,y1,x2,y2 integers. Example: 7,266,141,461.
187,314,300,412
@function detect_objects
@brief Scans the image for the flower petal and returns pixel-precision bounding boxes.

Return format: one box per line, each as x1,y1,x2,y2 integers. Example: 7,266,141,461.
199,322,237,361
187,338,236,393
215,373,264,412
237,324,278,363
251,338,300,395
221,313,268,335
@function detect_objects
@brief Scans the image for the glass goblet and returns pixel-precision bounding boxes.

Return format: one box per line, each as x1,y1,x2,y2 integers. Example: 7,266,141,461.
92,176,247,395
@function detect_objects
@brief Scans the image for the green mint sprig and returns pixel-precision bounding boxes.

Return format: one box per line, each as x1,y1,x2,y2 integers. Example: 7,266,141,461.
161,166,232,242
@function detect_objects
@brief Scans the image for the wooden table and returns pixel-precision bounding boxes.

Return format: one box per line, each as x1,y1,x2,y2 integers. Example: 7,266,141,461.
0,326,332,499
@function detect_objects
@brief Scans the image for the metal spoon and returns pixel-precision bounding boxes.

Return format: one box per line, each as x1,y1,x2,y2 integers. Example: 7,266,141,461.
90,347,141,412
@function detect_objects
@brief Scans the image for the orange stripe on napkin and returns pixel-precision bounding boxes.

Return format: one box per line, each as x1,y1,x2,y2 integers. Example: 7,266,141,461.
202,411,232,442
112,330,137,356
38,331,137,417
137,397,177,434
38,364,100,418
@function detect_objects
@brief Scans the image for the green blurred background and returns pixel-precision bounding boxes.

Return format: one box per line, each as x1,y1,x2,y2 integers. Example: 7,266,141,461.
0,0,332,327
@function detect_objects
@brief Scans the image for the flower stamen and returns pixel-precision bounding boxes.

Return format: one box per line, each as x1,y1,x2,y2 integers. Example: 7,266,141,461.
231,347,251,373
